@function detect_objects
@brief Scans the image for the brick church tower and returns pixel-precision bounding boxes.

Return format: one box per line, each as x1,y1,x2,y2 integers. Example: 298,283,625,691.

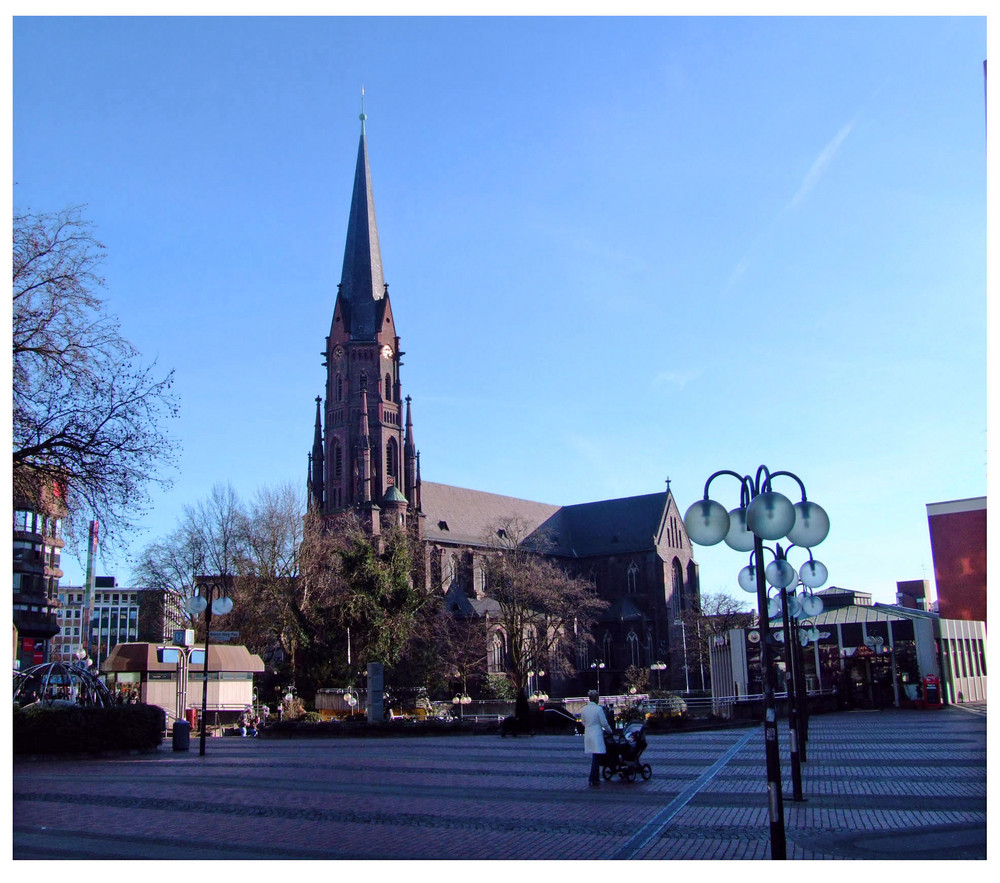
308,109,420,530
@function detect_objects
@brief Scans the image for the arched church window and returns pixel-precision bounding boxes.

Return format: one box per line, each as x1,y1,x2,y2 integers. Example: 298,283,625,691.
671,559,684,620
384,373,392,402
626,630,639,668
489,632,505,673
333,440,343,478
430,550,442,591
386,438,399,483
336,374,343,403
627,560,639,594
603,632,613,668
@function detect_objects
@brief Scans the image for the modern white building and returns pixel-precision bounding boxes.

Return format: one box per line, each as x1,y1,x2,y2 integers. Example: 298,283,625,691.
709,587,986,711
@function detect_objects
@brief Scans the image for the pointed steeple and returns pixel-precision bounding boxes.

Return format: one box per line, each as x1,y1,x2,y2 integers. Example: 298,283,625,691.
357,378,372,504
309,396,325,509
404,395,418,510
338,106,385,340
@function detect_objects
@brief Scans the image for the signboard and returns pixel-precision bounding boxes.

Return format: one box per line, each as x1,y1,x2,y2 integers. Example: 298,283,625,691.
209,631,240,642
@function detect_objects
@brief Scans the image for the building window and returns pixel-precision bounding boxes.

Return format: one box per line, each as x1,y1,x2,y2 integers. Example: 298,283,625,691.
489,632,505,673
627,561,639,594
386,438,399,483
671,560,684,619
626,630,639,668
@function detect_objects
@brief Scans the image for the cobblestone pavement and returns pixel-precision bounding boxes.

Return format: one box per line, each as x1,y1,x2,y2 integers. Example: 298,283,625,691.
13,704,986,861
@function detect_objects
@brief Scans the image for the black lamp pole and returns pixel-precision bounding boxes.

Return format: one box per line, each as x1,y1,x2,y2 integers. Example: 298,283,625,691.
684,465,830,861
752,531,789,857
194,577,231,757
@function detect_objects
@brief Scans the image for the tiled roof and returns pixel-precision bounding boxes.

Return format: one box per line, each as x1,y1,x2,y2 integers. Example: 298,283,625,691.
420,482,671,559
556,493,669,557
420,482,560,548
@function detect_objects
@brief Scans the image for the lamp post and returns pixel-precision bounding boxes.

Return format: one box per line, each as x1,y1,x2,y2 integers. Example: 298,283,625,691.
590,659,605,692
345,686,359,716
674,620,690,693
783,571,827,761
684,465,829,860
650,661,666,692
527,669,546,702
452,692,472,720
186,576,233,757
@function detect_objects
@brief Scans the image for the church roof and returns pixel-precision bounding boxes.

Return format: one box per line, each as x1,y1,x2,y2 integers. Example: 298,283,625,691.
555,492,670,557
600,597,648,623
338,115,385,340
420,482,672,560
383,485,407,504
420,482,560,548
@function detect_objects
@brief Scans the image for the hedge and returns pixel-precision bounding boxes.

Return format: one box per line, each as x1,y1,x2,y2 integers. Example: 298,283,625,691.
13,704,166,755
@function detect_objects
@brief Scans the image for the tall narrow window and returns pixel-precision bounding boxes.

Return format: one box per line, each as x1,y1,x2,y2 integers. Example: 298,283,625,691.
385,438,399,484
671,559,684,620
627,560,639,594
385,373,392,402
626,630,639,668
490,632,505,673
333,440,343,478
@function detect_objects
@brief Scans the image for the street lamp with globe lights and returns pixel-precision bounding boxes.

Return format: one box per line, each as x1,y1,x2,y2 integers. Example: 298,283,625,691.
650,661,667,692
590,659,605,692
684,465,829,861
452,692,472,720
185,576,234,757
527,668,546,702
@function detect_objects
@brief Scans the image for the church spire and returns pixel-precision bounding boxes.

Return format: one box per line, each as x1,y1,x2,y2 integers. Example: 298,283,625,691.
357,378,372,504
404,395,418,510
309,396,324,509
338,102,384,340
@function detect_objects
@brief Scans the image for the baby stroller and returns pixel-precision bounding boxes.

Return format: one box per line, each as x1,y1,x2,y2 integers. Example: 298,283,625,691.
601,721,651,782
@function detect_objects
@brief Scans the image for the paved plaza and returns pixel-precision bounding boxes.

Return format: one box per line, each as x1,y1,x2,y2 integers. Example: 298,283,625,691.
13,703,986,861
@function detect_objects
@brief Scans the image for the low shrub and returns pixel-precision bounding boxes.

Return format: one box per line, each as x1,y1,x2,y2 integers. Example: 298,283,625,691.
13,704,166,755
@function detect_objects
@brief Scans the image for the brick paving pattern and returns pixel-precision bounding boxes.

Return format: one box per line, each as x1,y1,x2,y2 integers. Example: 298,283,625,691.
13,703,986,860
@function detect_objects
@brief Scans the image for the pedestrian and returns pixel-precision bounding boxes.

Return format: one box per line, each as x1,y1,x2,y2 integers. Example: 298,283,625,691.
581,690,613,787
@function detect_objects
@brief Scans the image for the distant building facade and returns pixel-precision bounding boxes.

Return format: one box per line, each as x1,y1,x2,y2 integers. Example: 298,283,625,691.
926,497,986,624
305,114,701,694
13,471,65,669
51,576,181,669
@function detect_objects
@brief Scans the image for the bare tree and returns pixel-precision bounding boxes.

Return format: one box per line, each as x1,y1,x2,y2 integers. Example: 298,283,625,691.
132,525,205,630
481,516,607,694
680,591,756,691
133,483,247,636
13,206,178,548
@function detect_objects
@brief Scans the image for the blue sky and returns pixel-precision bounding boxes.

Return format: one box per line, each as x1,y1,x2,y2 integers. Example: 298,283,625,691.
12,14,987,605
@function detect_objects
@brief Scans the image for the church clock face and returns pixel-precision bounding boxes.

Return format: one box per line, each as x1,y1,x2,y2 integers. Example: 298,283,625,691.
380,344,393,360
333,345,345,361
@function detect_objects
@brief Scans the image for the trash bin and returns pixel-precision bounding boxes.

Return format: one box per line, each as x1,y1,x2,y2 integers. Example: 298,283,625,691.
172,720,191,752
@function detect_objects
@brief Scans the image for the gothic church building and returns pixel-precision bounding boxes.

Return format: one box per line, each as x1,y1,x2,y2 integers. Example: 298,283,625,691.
307,113,701,695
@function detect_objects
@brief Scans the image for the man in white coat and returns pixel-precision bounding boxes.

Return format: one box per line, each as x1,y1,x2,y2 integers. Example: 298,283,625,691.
580,689,613,786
